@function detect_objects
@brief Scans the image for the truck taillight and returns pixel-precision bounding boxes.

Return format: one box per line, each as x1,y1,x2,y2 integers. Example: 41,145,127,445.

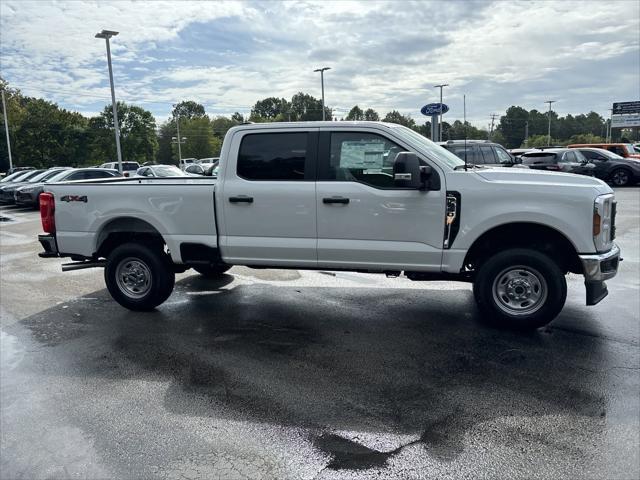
40,192,56,233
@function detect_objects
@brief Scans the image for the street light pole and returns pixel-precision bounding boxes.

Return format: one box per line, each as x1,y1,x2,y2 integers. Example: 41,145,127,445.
175,114,183,162
545,100,556,146
95,30,123,174
314,67,331,121
1,89,13,171
434,84,449,141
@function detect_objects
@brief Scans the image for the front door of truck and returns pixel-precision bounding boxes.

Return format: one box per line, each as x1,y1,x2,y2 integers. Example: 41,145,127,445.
218,128,318,267
315,129,445,271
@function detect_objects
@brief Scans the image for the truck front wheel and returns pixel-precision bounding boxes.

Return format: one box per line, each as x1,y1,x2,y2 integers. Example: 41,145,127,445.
105,242,175,311
473,248,567,329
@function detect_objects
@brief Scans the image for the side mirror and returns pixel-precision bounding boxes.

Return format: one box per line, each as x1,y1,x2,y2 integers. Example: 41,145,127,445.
393,152,424,189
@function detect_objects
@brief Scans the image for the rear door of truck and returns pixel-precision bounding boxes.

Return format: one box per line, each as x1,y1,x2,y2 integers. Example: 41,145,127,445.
217,127,319,267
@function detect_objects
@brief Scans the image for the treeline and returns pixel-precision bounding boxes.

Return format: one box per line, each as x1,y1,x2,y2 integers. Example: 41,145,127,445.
1,76,633,171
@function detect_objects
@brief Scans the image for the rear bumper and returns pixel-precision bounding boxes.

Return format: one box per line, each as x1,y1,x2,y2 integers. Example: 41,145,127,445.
38,234,59,258
579,244,620,306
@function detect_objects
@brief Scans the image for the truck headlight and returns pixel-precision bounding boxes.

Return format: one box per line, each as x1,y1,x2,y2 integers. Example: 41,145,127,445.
593,193,614,252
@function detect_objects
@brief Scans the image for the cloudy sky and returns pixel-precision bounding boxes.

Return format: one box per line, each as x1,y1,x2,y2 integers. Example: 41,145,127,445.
1,0,638,127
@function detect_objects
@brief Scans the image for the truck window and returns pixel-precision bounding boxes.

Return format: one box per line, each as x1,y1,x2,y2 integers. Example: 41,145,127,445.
325,132,404,188
237,133,307,181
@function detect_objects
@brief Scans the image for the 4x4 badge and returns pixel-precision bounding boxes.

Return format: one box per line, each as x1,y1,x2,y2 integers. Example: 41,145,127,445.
60,195,88,203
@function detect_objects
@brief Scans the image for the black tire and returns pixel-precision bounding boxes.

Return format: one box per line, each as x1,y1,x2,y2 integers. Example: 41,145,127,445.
609,168,631,187
473,248,566,329
192,264,231,278
104,242,175,311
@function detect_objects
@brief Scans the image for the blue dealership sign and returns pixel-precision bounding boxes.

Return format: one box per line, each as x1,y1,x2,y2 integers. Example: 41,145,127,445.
421,103,449,116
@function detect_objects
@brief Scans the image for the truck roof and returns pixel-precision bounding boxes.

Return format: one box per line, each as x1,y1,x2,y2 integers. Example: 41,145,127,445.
227,121,398,132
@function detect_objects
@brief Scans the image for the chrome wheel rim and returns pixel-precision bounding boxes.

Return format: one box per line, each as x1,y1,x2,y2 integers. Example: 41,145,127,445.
115,257,152,299
612,170,628,186
492,265,547,316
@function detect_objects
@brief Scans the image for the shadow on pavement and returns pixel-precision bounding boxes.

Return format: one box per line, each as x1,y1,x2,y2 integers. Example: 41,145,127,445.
12,272,611,470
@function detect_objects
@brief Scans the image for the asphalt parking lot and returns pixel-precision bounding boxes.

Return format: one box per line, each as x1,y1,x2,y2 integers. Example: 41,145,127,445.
1,188,638,480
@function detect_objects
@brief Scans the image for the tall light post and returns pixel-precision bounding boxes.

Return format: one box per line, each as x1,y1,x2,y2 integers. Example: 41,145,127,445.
1,89,13,171
434,84,449,141
95,29,123,173
314,67,331,121
171,112,186,163
545,100,556,146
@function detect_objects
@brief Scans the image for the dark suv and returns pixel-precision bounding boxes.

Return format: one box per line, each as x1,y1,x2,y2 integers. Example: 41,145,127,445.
438,140,523,167
572,147,640,186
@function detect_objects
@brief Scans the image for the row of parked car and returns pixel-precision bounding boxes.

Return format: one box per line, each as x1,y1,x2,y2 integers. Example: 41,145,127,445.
0,167,121,208
438,141,640,186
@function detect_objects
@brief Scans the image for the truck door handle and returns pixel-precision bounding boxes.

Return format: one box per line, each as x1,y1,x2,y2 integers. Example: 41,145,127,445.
323,197,350,205
229,196,253,203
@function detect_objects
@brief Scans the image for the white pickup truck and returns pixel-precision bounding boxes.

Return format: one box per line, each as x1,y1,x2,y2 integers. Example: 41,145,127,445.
37,121,620,329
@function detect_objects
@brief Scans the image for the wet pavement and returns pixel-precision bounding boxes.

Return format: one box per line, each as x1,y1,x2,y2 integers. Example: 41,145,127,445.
1,188,639,479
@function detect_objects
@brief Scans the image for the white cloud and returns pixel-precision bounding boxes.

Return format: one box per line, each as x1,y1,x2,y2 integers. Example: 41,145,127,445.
1,0,638,125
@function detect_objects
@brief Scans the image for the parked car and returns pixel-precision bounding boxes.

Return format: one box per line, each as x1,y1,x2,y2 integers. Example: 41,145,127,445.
184,163,217,175
100,161,140,177
571,147,640,187
135,165,187,177
179,158,197,170
520,148,595,176
10,168,71,205
38,121,619,329
438,140,525,168
568,143,640,160
197,157,219,165
15,168,119,208
0,169,45,203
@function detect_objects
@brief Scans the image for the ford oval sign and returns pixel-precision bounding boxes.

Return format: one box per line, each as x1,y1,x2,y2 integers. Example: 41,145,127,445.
421,103,449,116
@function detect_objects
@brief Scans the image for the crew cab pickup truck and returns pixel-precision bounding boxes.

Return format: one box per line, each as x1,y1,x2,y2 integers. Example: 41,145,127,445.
37,122,620,329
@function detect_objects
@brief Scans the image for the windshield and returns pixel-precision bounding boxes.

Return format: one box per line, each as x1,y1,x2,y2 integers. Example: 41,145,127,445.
27,169,62,183
154,165,185,176
624,144,637,155
15,170,44,182
1,170,32,182
390,125,465,169
46,170,74,182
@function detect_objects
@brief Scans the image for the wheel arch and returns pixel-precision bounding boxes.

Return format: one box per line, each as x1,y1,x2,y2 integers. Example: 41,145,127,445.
463,222,583,274
95,217,166,258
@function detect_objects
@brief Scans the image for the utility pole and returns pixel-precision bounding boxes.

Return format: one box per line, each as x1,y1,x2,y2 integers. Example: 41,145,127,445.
313,67,331,121
95,30,123,174
524,120,529,147
1,89,13,171
434,84,449,141
489,114,499,141
607,108,613,142
545,100,556,146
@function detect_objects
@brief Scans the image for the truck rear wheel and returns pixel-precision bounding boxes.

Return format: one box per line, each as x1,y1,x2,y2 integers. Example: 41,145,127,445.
192,264,231,278
105,242,175,311
473,248,566,329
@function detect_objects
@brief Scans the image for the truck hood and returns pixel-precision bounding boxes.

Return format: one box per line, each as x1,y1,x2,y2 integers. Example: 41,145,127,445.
475,168,612,194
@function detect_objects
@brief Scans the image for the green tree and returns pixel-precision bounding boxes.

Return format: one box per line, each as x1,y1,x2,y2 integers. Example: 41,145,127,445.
526,134,559,148
178,116,220,159
250,97,291,122
364,108,380,121
499,106,529,148
565,133,606,145
382,110,415,127
172,101,206,120
156,120,175,164
345,105,364,121
88,102,158,164
290,92,331,121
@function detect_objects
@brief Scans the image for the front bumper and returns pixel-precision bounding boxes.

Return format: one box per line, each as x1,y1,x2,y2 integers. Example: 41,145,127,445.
15,191,37,206
579,243,620,305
